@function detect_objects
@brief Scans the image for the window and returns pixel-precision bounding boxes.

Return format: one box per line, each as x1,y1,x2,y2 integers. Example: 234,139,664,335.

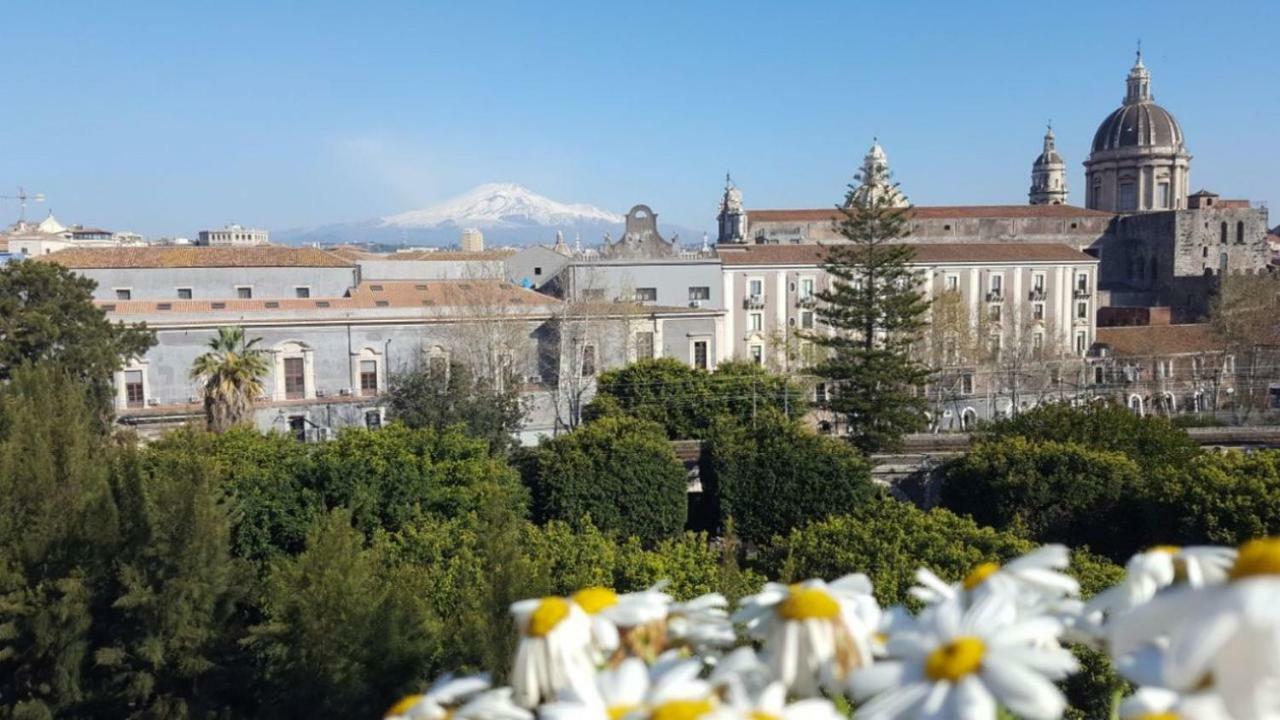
534,266,543,276
580,345,596,377
749,312,763,332
359,359,378,396
748,278,764,297
961,373,975,396
124,370,144,408
1158,182,1171,209
1224,355,1236,374
1192,356,1204,376
365,410,382,429
945,275,959,292
635,331,655,360
177,288,192,300
634,287,657,302
799,277,815,298
989,335,1002,360
1118,181,1137,211
693,340,708,370
689,286,711,301
1032,333,1044,357
295,287,311,299
1220,223,1229,244
211,302,226,309
749,345,764,365
989,305,1002,322
156,303,172,311
990,274,1003,292
1077,301,1089,320
1033,302,1045,321
115,288,132,300
284,357,305,399
801,310,815,330
1158,359,1173,379
1032,273,1045,292
1237,222,1246,244
1075,273,1089,293
815,382,829,404
1076,332,1088,356
236,286,252,299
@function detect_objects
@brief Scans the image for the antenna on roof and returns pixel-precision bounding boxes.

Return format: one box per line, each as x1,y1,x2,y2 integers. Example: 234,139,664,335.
1,187,45,223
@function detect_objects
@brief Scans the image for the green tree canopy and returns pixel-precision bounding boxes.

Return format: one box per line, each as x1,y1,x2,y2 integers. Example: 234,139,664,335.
387,359,527,456
1142,449,1280,547
939,437,1145,561
0,260,154,418
809,179,932,453
522,416,688,544
702,410,878,546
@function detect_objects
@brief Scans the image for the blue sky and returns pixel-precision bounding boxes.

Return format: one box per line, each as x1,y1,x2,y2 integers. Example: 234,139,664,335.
3,0,1277,237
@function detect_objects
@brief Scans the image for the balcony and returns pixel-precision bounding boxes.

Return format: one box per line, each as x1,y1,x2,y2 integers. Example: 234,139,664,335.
1073,287,1090,299
1028,289,1047,302
744,294,765,310
796,295,817,309
985,290,1004,303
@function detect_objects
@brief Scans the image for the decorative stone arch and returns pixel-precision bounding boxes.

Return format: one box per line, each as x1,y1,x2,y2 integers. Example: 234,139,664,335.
960,407,978,431
1127,393,1144,416
272,340,315,401
425,344,450,376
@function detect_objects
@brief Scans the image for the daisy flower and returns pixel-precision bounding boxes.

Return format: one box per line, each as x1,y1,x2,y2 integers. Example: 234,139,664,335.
384,675,530,720
1110,537,1280,720
1118,687,1233,720
849,594,1078,720
542,657,719,720
1086,545,1235,621
510,595,597,708
911,546,1079,616
572,585,673,660
667,593,736,652
721,679,846,720
734,574,880,696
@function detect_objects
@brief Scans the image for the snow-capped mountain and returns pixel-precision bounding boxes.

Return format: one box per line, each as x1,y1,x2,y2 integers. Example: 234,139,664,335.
381,183,623,229
275,183,703,248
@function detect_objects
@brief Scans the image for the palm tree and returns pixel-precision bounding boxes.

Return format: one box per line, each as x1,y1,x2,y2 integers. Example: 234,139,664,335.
190,326,271,433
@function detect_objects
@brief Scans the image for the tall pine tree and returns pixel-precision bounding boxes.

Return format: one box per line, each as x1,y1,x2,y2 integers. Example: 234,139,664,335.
810,165,932,453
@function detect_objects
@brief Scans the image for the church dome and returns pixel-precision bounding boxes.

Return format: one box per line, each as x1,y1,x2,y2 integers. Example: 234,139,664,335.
1091,101,1184,153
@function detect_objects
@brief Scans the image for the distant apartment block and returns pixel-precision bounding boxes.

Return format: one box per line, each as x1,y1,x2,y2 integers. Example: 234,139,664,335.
197,223,269,246
460,228,485,252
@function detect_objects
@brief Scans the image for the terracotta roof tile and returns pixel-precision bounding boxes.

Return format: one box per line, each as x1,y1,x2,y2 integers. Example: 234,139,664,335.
1095,325,1223,356
98,279,559,315
40,245,354,269
377,249,516,261
746,205,1115,223
718,243,1096,266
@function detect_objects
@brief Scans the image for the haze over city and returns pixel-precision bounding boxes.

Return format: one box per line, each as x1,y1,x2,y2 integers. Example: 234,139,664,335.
4,0,1278,238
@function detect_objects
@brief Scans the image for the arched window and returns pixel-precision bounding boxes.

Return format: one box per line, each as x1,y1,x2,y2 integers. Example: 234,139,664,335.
1237,221,1245,244
1220,222,1229,244
273,341,314,401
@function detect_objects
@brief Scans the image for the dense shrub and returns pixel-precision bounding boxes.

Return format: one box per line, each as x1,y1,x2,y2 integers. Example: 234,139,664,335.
702,410,878,546
522,416,688,544
980,400,1201,471
1142,449,1280,546
939,437,1144,561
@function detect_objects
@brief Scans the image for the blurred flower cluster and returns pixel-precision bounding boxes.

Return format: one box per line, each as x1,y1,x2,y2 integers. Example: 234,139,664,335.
386,538,1280,720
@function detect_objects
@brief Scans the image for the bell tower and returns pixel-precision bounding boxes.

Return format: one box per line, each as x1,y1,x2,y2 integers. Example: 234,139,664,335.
1029,124,1069,205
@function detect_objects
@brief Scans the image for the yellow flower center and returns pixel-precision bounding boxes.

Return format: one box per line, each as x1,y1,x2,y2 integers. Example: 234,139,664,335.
573,586,620,615
750,712,781,720
385,694,423,717
608,704,640,720
963,562,1000,591
1230,538,1280,580
1150,545,1182,554
650,699,716,720
527,596,571,637
924,636,986,682
1131,714,1179,720
777,585,841,620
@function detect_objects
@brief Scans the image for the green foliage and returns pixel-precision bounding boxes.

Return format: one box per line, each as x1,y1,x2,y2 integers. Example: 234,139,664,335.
585,358,808,440
979,401,1201,472
0,260,155,419
247,511,444,719
761,496,1121,607
523,416,687,544
809,180,932,454
939,437,1144,561
702,410,878,546
1142,449,1280,546
387,360,526,456
0,366,114,717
